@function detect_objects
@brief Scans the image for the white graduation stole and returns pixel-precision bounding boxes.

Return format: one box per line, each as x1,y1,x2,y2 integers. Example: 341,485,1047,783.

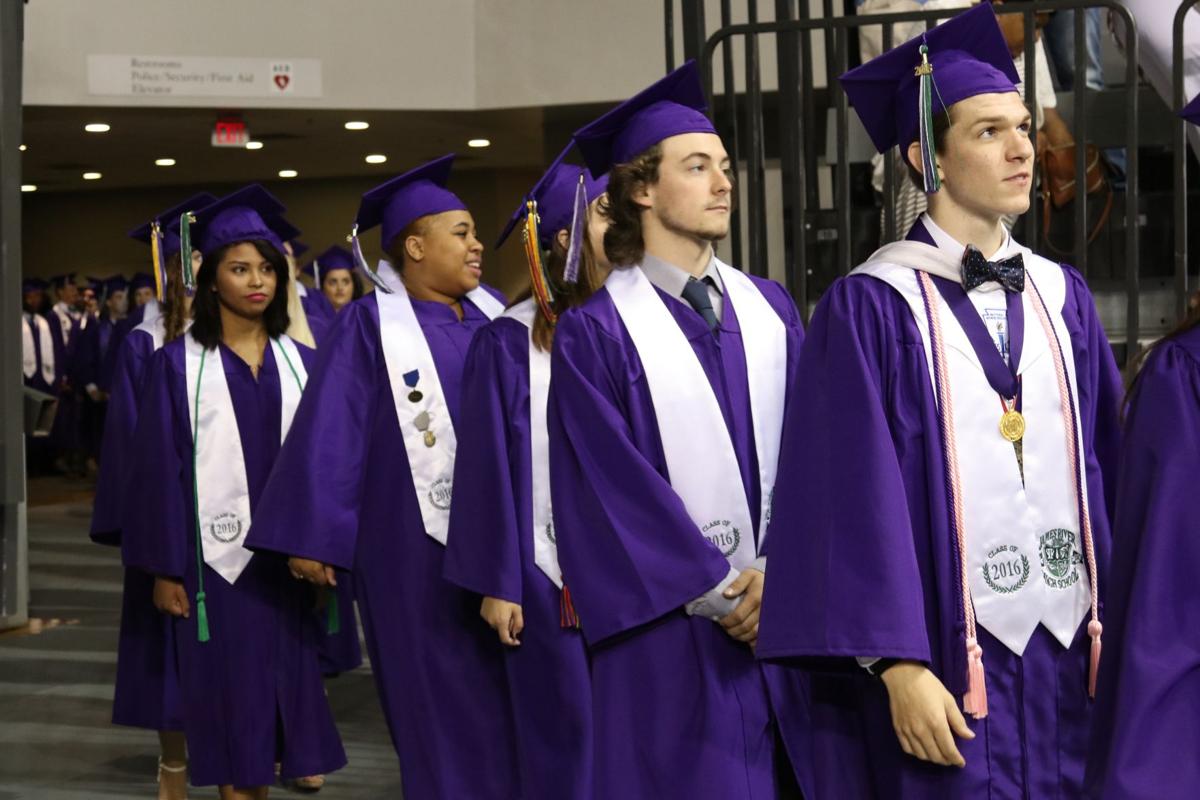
377,285,504,545
134,313,169,350
502,299,562,586
856,243,1092,655
22,314,56,384
605,261,787,571
51,303,76,347
185,333,307,584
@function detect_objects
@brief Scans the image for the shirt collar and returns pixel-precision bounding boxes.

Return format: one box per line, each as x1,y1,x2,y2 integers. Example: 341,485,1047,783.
920,212,1015,262
639,251,725,299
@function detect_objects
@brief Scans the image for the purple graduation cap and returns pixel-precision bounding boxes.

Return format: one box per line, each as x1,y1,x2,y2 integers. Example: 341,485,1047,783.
496,143,610,323
289,239,310,259
572,60,717,179
128,272,156,292
128,193,218,300
103,275,129,297
350,154,468,293
839,2,1019,194
22,277,48,294
1180,93,1200,126
304,245,354,285
183,185,287,257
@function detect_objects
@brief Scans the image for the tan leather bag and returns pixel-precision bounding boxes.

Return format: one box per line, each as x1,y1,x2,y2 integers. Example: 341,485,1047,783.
1039,142,1113,256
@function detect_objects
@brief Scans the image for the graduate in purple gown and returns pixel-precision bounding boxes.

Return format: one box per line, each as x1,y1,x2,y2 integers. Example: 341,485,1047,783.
549,63,810,798
22,278,57,395
91,194,215,799
305,245,362,316
123,185,345,797
443,145,610,800
756,6,1123,797
1084,96,1200,800
45,274,85,470
245,156,519,799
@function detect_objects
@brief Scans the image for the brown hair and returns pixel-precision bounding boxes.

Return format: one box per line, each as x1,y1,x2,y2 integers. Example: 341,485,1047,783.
601,144,663,267
531,206,609,352
161,253,190,343
905,110,952,191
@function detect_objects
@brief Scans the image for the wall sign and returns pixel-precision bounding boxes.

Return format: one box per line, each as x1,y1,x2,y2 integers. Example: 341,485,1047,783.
87,55,322,98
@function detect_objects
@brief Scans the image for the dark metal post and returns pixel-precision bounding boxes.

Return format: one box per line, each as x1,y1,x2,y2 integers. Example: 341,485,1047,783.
835,27,851,274
0,0,27,631
681,0,707,65
745,0,768,275
882,22,897,244
1120,6,1140,362
1173,1,1197,318
1021,8,1039,249
1073,7,1089,274
720,0,743,269
664,0,676,73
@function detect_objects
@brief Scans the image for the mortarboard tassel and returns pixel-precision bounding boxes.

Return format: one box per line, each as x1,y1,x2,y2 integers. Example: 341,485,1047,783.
348,225,394,294
150,222,167,303
559,582,581,629
522,200,557,324
179,212,197,296
312,259,322,288
326,588,341,636
916,43,942,195
562,172,588,285
191,351,211,643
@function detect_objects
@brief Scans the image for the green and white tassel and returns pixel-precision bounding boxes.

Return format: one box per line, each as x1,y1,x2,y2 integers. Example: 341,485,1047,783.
916,44,941,195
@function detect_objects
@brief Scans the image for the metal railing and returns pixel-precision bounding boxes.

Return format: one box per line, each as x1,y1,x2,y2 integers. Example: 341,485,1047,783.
1174,0,1200,319
673,1,1140,358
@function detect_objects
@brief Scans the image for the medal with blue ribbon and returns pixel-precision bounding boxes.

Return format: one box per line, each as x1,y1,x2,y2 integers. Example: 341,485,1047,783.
403,369,423,403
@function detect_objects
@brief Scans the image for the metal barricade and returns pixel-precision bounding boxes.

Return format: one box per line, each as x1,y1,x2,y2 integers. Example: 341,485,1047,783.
1174,0,1200,318
670,2,1140,360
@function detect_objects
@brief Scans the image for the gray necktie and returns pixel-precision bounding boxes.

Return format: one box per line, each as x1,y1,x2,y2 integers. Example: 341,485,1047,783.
681,276,718,331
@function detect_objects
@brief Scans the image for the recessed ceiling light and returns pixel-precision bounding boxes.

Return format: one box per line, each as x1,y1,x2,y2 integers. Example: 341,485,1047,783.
467,138,491,148
18,144,26,151
21,184,36,192
82,172,102,180
245,140,264,150
155,158,176,167
84,123,111,133
344,121,369,131
278,169,298,178
365,154,387,164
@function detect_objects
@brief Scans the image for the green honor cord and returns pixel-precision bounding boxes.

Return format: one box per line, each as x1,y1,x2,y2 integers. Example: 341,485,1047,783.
191,349,211,643
190,340,308,644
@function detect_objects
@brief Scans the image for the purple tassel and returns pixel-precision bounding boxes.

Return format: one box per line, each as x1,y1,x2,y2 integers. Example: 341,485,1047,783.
562,172,588,284
348,226,394,294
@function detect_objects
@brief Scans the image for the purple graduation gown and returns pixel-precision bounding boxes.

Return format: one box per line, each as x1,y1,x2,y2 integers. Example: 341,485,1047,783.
46,309,82,451
1085,326,1200,799
548,271,811,799
89,329,184,731
757,226,1123,798
123,339,346,788
443,316,593,800
22,313,56,394
245,288,520,800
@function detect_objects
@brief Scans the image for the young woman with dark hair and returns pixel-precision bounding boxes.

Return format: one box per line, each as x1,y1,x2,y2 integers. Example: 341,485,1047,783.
245,156,520,799
90,194,213,800
306,245,363,314
123,186,345,800
442,150,609,800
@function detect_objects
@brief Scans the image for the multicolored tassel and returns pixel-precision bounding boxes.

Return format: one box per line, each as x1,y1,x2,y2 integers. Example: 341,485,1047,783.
179,212,197,295
559,583,580,629
149,221,167,302
191,350,211,643
562,172,588,285
347,225,394,293
915,43,942,195
522,200,557,324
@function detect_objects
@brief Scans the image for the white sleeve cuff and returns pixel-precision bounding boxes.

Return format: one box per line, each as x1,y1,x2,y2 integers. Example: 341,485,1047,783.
750,555,766,573
685,566,742,621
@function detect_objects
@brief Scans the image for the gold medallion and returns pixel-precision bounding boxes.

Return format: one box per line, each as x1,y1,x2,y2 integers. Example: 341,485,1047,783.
999,409,1025,443
423,430,437,448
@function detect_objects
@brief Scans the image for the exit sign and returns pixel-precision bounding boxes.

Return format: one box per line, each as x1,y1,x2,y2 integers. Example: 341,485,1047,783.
212,119,249,148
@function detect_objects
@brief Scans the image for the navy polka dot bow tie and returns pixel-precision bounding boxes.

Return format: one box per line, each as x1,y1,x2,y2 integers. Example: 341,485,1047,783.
961,244,1025,293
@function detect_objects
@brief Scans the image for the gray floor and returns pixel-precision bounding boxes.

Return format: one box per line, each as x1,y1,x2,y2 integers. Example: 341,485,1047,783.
0,496,404,799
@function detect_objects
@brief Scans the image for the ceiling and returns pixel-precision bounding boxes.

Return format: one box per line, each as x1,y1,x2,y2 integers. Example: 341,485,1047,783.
19,102,611,194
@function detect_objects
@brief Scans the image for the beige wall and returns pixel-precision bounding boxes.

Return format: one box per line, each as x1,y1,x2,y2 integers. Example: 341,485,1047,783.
21,166,543,302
